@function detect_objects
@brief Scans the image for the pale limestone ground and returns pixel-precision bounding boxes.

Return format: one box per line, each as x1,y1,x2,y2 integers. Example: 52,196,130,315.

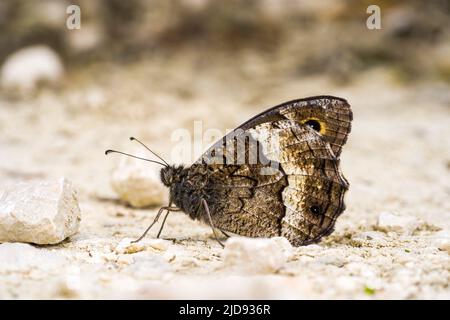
0,58,449,299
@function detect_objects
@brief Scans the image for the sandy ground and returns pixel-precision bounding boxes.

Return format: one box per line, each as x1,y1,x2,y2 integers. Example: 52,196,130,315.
0,57,449,299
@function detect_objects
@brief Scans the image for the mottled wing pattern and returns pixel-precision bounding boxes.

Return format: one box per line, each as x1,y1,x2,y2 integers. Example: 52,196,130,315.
236,96,352,158
187,161,287,239
192,96,352,246
274,120,349,245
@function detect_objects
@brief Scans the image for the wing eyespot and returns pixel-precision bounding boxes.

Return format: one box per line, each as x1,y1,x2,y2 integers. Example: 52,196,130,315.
302,118,326,135
309,205,322,215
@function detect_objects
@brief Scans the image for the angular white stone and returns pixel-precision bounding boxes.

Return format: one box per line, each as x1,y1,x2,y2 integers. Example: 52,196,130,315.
111,154,166,208
222,237,292,274
1,45,64,91
377,212,420,235
0,178,81,244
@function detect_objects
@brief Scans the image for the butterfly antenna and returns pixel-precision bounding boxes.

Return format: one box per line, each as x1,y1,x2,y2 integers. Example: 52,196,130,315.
105,149,167,167
129,137,170,166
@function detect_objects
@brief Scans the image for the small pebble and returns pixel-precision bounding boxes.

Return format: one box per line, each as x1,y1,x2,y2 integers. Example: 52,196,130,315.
111,153,166,208
222,237,292,274
1,45,64,92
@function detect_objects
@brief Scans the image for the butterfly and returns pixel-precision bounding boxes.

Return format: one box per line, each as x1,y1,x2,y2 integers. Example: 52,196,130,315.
106,96,352,247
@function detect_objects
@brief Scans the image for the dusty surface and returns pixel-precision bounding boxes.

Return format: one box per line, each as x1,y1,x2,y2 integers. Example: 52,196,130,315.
0,57,449,299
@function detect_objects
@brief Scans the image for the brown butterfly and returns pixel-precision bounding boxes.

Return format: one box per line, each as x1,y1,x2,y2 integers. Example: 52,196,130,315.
106,96,352,247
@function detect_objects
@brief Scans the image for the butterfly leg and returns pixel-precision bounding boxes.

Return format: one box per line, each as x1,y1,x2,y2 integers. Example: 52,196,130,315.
156,207,181,239
201,198,225,248
132,205,179,243
220,230,231,238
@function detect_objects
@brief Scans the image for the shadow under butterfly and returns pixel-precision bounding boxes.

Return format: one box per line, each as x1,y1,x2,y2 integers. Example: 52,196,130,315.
106,96,352,247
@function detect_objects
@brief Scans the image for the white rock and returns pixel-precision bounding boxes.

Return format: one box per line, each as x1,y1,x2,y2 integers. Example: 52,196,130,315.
1,45,64,91
222,237,292,274
377,212,420,235
0,178,81,244
111,153,166,208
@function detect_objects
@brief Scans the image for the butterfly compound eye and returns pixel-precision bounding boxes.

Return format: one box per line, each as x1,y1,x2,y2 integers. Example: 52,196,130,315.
304,119,321,132
309,205,322,215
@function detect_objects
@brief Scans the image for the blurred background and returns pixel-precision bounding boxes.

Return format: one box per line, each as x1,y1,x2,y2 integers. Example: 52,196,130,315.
1,0,450,81
0,0,449,299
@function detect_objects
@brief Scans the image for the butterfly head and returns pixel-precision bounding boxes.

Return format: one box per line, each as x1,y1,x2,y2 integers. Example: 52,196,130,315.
160,165,185,187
